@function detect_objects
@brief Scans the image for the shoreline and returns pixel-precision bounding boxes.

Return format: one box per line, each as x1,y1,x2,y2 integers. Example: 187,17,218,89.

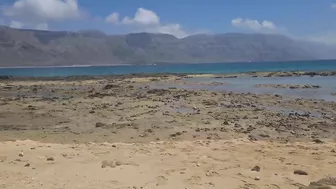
0,70,336,81
0,59,335,69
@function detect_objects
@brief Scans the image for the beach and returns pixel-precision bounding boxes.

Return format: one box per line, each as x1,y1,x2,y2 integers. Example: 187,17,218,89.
1,71,336,189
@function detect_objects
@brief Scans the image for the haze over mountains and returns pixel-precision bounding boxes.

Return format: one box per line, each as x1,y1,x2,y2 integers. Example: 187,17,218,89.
0,26,334,67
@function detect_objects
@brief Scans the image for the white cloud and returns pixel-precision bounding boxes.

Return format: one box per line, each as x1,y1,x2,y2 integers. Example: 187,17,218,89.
10,20,24,28
232,18,280,33
3,0,81,22
105,12,119,24
149,24,188,38
35,23,48,30
2,0,83,30
106,8,192,38
122,8,160,25
331,3,336,9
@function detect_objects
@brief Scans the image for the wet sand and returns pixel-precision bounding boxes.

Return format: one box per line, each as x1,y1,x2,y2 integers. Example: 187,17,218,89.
1,71,336,188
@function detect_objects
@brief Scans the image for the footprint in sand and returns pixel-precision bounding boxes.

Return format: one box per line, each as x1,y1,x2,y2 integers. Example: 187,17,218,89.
101,160,138,168
185,175,202,185
155,176,168,186
0,156,7,162
142,175,168,188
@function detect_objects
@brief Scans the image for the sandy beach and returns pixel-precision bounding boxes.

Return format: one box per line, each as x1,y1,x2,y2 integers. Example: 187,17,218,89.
1,71,336,189
1,139,336,189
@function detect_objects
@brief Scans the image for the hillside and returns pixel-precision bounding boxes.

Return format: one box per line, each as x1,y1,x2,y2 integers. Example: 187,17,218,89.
0,26,318,67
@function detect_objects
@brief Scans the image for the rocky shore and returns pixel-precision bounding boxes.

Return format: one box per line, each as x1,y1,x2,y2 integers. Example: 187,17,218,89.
0,74,335,143
255,84,321,89
206,70,336,78
0,71,336,189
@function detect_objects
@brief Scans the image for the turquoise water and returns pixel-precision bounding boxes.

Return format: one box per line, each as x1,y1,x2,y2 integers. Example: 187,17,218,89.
185,76,336,101
150,75,336,101
0,60,336,77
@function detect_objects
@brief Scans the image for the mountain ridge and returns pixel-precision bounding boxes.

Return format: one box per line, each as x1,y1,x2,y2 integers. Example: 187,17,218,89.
0,26,328,67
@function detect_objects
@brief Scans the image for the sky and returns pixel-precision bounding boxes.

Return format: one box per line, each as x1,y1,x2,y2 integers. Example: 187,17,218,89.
1,0,336,44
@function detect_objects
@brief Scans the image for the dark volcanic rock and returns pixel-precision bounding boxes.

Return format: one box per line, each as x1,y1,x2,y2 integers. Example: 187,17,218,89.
147,89,170,96
95,122,106,128
300,177,336,189
294,170,308,175
315,177,336,186
251,166,261,172
103,84,120,90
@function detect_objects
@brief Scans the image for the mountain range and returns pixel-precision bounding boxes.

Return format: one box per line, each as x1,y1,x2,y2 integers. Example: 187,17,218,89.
0,25,334,67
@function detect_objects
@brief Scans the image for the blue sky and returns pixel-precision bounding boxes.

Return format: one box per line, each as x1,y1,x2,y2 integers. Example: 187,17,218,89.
1,0,336,44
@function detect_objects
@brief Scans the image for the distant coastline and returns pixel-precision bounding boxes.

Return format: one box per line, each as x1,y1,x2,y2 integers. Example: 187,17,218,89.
0,60,335,77
0,64,133,69
0,59,335,69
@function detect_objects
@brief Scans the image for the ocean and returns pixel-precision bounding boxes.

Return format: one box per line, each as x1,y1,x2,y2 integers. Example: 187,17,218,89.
0,60,335,77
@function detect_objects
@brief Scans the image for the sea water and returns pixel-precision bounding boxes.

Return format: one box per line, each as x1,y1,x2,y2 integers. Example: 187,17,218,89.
0,60,336,77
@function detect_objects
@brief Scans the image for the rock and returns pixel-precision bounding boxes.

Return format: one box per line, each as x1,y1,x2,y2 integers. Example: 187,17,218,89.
24,163,30,167
139,133,148,138
202,99,218,106
47,157,54,161
294,170,308,175
103,84,120,90
254,176,260,181
302,182,333,189
248,135,258,141
19,152,24,157
224,75,238,78
95,122,106,128
89,110,95,113
251,166,261,172
259,134,270,138
146,129,153,133
223,121,229,125
315,177,336,186
101,160,123,168
147,89,170,96
313,139,324,144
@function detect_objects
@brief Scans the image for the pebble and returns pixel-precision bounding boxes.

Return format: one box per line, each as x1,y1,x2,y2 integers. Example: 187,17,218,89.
19,151,24,157
254,176,260,181
294,170,308,175
46,157,54,161
251,166,261,172
223,121,230,125
24,163,30,167
95,122,105,128
313,139,324,144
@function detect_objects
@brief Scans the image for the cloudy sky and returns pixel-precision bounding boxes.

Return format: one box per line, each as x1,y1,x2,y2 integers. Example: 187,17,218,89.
1,0,336,44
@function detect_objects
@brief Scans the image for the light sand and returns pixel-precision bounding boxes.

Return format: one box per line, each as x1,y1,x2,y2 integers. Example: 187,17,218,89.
1,73,336,189
1,139,336,189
